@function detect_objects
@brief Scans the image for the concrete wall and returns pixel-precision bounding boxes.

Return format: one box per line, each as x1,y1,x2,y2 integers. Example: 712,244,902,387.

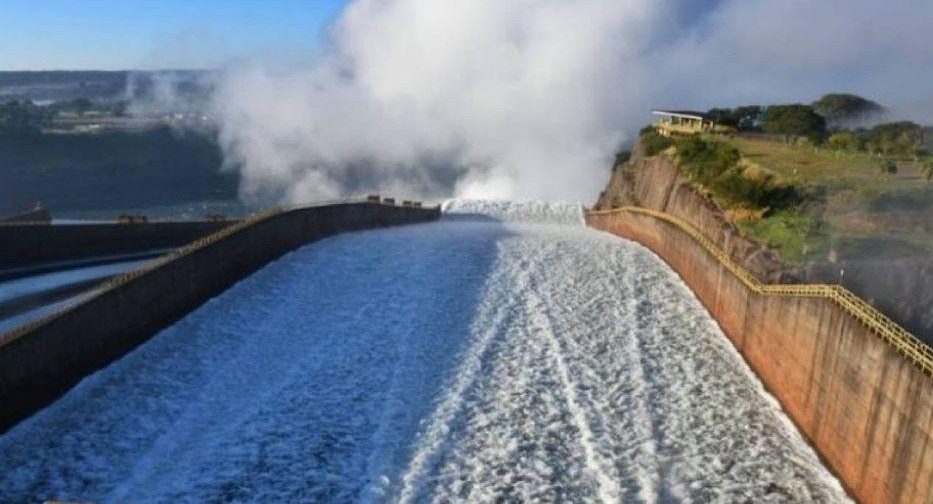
0,201,439,433
0,220,234,270
588,211,933,504
597,146,933,344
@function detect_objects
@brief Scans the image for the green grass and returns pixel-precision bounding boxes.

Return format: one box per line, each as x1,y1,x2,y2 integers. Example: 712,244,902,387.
721,134,933,265
672,136,805,213
738,211,828,264
726,136,929,191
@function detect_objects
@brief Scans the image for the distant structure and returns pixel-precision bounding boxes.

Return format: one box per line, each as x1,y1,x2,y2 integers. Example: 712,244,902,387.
652,110,730,137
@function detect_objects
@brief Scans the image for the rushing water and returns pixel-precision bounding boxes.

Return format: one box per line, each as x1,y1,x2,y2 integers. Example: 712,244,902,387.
0,200,849,503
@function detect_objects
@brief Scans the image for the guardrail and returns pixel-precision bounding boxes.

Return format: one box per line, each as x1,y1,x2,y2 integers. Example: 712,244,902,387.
588,206,933,376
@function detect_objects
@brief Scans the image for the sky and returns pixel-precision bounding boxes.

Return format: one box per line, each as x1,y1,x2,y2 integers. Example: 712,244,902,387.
0,0,348,70
2,0,930,203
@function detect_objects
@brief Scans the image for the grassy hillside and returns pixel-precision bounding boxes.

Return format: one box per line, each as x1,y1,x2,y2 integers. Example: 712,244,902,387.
726,136,933,264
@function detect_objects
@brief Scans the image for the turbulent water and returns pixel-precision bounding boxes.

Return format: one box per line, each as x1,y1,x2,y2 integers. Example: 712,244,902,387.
0,200,849,503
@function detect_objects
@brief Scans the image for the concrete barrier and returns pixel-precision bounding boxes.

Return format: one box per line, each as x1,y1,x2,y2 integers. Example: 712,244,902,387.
0,220,235,270
588,208,933,504
0,200,440,433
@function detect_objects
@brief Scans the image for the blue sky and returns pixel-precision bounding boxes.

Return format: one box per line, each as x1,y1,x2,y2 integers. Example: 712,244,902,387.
0,0,349,70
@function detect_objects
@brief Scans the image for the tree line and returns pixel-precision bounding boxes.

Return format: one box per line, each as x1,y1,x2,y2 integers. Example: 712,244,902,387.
706,93,931,180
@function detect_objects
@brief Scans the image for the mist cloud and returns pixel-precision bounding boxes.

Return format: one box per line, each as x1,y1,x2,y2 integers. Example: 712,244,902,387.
210,0,933,205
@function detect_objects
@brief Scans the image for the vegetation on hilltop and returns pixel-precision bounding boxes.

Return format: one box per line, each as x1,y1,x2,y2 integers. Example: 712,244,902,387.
637,129,805,216
639,92,933,266
811,93,885,127
761,105,827,144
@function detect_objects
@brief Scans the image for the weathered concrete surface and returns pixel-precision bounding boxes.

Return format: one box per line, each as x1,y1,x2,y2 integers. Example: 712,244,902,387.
0,220,233,270
588,210,933,504
0,201,439,434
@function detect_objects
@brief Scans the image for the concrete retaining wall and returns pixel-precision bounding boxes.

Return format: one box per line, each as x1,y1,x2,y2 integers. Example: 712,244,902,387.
0,220,234,270
588,211,933,504
0,201,439,433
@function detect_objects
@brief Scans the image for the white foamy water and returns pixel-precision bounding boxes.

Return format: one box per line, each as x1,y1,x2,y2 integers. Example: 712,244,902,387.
441,198,585,225
0,202,849,503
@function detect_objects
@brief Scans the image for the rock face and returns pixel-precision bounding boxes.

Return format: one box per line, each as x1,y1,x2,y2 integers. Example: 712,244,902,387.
595,144,793,283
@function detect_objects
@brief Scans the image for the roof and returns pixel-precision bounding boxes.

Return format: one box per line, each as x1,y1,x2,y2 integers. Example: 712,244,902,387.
652,110,708,121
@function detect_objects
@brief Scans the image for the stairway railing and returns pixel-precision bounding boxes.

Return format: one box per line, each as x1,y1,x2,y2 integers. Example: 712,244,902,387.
588,206,933,376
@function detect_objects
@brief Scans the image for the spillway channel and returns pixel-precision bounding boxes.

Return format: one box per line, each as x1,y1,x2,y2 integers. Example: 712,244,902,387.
0,201,849,503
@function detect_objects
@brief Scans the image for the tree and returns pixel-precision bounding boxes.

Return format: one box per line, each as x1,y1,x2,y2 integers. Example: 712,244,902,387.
706,105,763,131
812,93,885,128
762,105,827,144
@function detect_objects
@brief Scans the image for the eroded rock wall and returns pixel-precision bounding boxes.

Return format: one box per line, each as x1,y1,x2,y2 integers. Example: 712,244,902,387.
595,145,791,283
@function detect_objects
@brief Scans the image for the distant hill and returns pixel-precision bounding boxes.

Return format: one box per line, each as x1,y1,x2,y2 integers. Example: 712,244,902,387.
0,70,211,104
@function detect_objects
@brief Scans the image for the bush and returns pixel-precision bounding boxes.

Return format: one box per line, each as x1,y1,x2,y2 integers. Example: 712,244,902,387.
921,158,933,182
675,136,804,212
739,211,825,263
863,122,923,156
639,126,672,156
675,136,741,183
827,132,862,152
878,157,898,176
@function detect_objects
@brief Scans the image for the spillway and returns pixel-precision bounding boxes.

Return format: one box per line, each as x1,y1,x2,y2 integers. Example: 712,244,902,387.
0,200,849,503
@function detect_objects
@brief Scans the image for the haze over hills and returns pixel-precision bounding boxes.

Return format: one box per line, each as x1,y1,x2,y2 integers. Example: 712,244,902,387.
0,70,211,105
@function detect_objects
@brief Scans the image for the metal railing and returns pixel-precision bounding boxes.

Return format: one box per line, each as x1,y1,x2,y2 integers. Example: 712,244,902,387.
588,206,933,376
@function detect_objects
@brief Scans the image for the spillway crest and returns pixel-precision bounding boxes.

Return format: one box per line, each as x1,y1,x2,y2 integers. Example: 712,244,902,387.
0,200,849,503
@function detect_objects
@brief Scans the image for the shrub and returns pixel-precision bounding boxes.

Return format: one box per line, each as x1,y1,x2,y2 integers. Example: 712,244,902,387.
878,157,898,176
675,136,741,183
827,132,862,152
920,158,933,182
639,126,672,156
864,122,923,156
739,211,825,264
675,136,804,212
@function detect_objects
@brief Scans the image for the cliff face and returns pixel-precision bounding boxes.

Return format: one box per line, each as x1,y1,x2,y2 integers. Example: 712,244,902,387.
595,145,792,283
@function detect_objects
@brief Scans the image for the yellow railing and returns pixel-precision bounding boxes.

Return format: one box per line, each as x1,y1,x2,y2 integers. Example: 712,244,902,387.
0,198,438,349
0,206,286,349
588,206,933,376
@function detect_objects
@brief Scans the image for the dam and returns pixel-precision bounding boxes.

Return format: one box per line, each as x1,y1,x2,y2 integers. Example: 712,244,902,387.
0,201,850,503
